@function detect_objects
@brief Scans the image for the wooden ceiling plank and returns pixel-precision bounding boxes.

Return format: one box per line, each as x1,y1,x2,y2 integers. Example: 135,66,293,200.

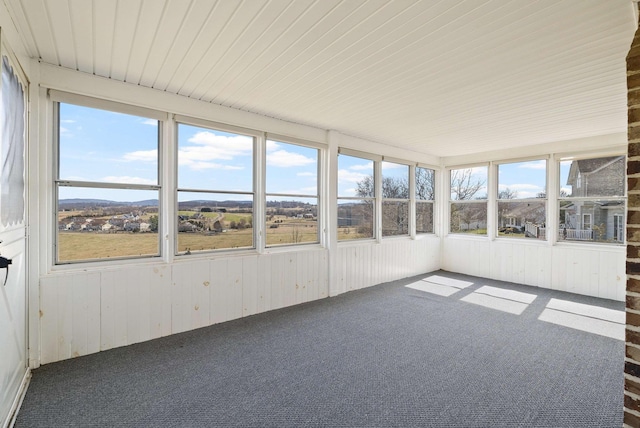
68,0,93,73
93,0,117,78
19,0,58,64
151,1,219,91
124,0,167,85
110,0,142,82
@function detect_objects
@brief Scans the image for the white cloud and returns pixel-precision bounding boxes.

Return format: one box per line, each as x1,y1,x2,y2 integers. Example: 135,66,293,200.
499,183,541,191
518,160,547,169
381,161,406,170
177,132,252,170
141,119,158,126
123,149,157,162
266,140,280,151
60,119,76,124
60,126,72,136
349,161,373,171
179,160,244,171
338,169,369,183
267,149,315,167
102,176,157,185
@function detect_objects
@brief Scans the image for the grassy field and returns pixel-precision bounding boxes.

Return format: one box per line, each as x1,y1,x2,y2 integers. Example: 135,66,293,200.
58,215,321,261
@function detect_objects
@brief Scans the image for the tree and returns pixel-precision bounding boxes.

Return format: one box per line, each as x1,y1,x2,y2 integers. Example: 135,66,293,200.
355,176,409,199
498,187,518,200
149,215,158,232
416,167,435,200
450,169,485,200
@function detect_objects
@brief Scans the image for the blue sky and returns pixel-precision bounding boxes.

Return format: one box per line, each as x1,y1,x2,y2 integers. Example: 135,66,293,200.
498,159,547,199
59,103,318,202
59,103,558,203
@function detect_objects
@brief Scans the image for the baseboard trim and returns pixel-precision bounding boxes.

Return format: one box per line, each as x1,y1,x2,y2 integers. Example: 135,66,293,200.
4,369,31,428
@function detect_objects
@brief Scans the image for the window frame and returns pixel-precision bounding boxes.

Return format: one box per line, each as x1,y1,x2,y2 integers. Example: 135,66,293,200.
381,159,410,238
51,92,165,264
448,164,489,236
557,153,626,246
494,158,548,241
174,116,260,255
415,164,436,235
264,133,322,248
337,149,379,242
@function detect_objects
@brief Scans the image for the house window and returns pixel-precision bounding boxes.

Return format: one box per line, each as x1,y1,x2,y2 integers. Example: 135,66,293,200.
176,122,255,253
558,155,625,244
337,153,375,240
416,166,435,234
614,214,624,243
497,160,547,240
449,166,488,235
55,100,161,263
381,161,409,237
265,138,319,246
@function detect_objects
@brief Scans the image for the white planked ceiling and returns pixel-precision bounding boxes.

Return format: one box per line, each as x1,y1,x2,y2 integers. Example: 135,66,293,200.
3,0,637,157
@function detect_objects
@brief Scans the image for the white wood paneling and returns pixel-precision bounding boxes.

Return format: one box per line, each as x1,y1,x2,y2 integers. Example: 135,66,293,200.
39,249,330,364
443,237,625,301
333,236,440,296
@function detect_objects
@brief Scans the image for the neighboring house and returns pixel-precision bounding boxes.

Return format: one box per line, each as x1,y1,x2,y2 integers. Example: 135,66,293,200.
561,156,625,242
498,202,545,229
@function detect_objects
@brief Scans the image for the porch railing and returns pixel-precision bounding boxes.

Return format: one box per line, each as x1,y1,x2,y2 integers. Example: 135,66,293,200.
560,229,593,241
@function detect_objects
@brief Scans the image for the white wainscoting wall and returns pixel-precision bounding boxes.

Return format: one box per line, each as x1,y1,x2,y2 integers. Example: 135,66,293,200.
442,237,625,302
39,249,330,365
333,236,441,295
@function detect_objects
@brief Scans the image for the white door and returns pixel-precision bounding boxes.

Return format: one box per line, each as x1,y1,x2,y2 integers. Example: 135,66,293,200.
0,52,27,428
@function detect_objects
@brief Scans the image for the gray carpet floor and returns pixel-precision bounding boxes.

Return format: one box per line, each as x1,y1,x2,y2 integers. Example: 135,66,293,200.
16,270,624,427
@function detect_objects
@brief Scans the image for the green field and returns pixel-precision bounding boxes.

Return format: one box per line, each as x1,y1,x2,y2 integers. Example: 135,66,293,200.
58,215,319,261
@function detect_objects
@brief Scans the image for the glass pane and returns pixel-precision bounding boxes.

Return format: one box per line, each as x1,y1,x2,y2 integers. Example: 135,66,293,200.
338,200,374,240
57,186,159,262
559,156,625,198
416,167,435,201
266,140,317,195
498,160,546,199
265,197,318,246
177,124,253,192
497,200,546,240
381,161,408,199
382,201,408,236
177,191,253,253
450,202,487,235
338,154,374,197
59,103,158,184
450,167,487,200
559,199,625,244
416,202,434,234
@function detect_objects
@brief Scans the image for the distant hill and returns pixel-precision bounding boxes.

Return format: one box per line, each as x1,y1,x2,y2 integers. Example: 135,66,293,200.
58,199,256,209
59,198,159,207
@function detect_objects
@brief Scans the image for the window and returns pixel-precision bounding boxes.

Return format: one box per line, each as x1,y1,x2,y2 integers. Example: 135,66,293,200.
381,161,409,237
449,166,487,235
559,155,625,244
337,153,375,240
497,159,547,240
1,55,25,228
55,100,161,263
265,138,319,246
177,122,254,253
416,166,435,234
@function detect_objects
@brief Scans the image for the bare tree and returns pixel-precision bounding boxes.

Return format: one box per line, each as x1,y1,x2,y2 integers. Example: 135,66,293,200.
450,169,485,200
416,167,435,200
355,176,409,199
498,187,518,200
